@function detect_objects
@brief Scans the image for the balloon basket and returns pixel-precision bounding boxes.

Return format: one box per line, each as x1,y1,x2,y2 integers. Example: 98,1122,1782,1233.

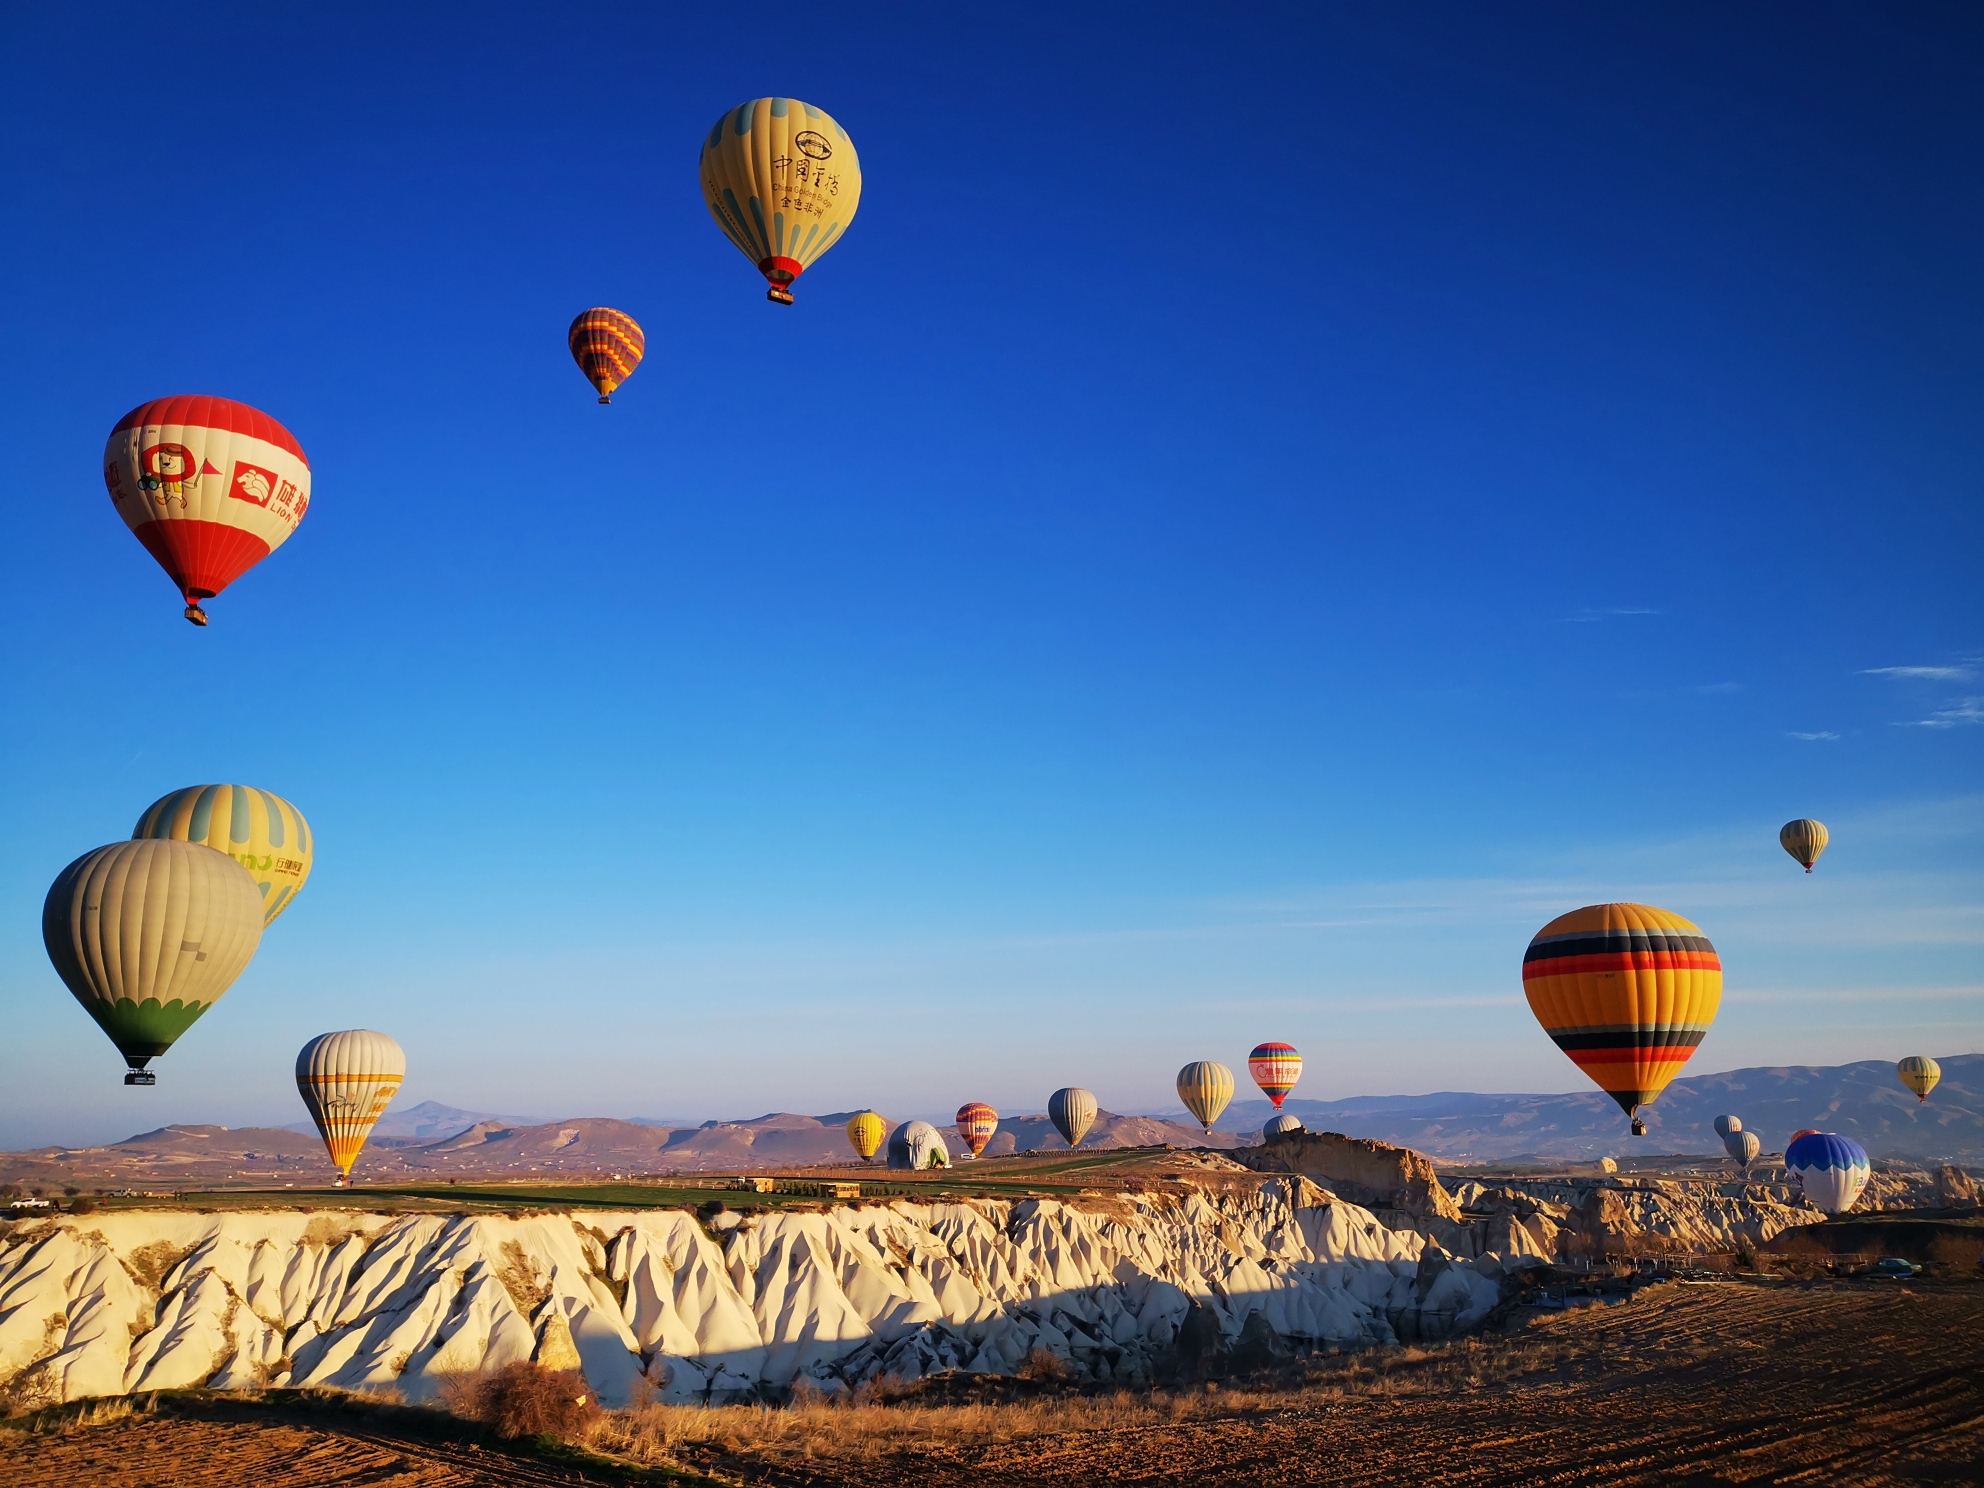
183,603,208,627
766,287,795,305
1630,1118,1646,1136
124,1071,156,1086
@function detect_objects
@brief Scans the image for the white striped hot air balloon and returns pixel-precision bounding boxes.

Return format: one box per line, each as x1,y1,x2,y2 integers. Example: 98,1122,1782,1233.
1048,1087,1097,1149
296,1030,405,1183
134,784,313,925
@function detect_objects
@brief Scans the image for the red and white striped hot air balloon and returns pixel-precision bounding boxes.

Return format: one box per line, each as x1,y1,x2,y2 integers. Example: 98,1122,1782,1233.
103,395,310,625
955,1102,998,1158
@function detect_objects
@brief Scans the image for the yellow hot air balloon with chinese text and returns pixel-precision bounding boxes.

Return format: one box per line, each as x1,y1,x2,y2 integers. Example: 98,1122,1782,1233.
135,785,313,925
846,1110,886,1162
1896,1056,1940,1102
296,1030,405,1182
1523,903,1721,1135
699,98,861,304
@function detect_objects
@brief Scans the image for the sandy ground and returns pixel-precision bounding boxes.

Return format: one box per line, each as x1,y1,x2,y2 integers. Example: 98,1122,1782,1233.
6,1280,1979,1486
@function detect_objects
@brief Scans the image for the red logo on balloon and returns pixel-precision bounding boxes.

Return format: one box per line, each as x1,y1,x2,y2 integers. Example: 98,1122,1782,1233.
229,461,278,507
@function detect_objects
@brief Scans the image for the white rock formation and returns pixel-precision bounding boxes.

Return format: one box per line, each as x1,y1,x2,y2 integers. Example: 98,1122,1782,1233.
0,1181,1497,1408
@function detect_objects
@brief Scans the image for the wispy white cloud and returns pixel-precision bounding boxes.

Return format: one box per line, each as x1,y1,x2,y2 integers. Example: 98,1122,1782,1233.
1786,731,1839,741
1558,607,1659,624
1861,664,1976,681
1894,696,1984,729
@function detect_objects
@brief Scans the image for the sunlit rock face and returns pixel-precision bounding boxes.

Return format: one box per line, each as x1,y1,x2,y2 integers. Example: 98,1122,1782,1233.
0,1182,1498,1408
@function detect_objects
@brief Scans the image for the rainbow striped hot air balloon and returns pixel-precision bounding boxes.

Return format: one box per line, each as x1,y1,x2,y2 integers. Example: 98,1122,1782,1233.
1523,903,1722,1136
568,308,645,403
296,1030,405,1183
1248,1043,1302,1108
956,1102,998,1158
699,98,862,304
134,784,313,926
103,395,310,625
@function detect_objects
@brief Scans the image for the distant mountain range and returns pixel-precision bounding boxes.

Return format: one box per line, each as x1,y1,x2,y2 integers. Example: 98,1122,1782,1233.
1196,1055,1983,1162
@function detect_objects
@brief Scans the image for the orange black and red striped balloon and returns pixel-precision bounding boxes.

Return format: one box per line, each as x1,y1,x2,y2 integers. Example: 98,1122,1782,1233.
1248,1043,1302,1108
955,1101,998,1158
568,308,645,403
1522,903,1722,1135
103,396,310,625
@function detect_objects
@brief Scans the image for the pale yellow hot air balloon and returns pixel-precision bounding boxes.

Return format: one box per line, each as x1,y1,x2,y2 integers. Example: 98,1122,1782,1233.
846,1110,886,1162
135,785,313,925
1175,1061,1235,1135
1896,1056,1941,1102
42,840,264,1084
699,98,862,304
1779,819,1828,873
296,1030,405,1182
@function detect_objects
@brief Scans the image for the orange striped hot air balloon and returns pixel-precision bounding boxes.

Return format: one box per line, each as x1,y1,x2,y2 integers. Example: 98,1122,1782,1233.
1248,1043,1302,1108
568,308,645,403
1522,903,1722,1136
103,396,309,625
955,1102,998,1157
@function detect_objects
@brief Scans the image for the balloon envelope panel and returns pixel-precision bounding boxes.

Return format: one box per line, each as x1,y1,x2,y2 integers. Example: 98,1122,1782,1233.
1048,1087,1097,1149
1175,1061,1234,1132
103,396,309,608
42,839,265,1068
135,784,313,925
1522,903,1721,1120
296,1029,405,1176
1785,1132,1870,1214
1247,1043,1302,1107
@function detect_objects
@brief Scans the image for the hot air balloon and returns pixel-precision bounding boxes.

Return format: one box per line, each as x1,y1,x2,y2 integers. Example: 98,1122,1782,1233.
568,308,645,403
1785,1132,1869,1214
1896,1056,1941,1102
1048,1087,1097,1149
1723,1129,1761,1170
103,396,310,625
1264,1112,1305,1144
42,840,264,1084
296,1030,405,1184
1247,1043,1302,1108
886,1120,949,1170
955,1102,998,1158
1790,1128,1820,1143
699,98,862,305
1176,1061,1234,1135
1779,819,1828,873
1523,903,1721,1136
134,785,313,926
845,1111,886,1162
1713,1114,1742,1140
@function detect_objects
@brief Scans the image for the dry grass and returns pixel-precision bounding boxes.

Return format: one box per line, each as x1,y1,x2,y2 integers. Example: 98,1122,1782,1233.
444,1360,600,1444
581,1337,1580,1473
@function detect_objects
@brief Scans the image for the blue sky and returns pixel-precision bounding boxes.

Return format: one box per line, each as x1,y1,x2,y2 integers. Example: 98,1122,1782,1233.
1,4,1978,1148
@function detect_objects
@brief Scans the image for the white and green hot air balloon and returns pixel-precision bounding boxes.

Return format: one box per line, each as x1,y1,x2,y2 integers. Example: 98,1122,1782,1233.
296,1030,406,1183
43,839,264,1084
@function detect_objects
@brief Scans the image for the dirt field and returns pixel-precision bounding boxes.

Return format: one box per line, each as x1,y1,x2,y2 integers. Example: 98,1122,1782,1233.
6,1280,1979,1486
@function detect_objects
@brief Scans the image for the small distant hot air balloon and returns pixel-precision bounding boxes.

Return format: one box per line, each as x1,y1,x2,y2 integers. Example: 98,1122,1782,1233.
1048,1087,1097,1149
568,309,645,403
887,1120,950,1170
134,785,313,926
1247,1043,1302,1108
1789,1128,1820,1143
845,1111,886,1162
699,98,862,304
103,396,310,625
1713,1114,1742,1140
1723,1129,1761,1170
1264,1112,1304,1144
955,1102,998,1158
1785,1132,1869,1214
1176,1062,1234,1135
1523,903,1721,1135
43,840,265,1083
296,1030,405,1184
1896,1056,1941,1103
1779,819,1828,873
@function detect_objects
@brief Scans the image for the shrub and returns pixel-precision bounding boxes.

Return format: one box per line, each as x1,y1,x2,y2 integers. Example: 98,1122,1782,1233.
458,1361,599,1444
70,1198,97,1216
1016,1347,1073,1382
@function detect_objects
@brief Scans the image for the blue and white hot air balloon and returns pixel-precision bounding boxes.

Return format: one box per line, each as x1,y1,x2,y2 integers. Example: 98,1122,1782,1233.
1784,1132,1869,1214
